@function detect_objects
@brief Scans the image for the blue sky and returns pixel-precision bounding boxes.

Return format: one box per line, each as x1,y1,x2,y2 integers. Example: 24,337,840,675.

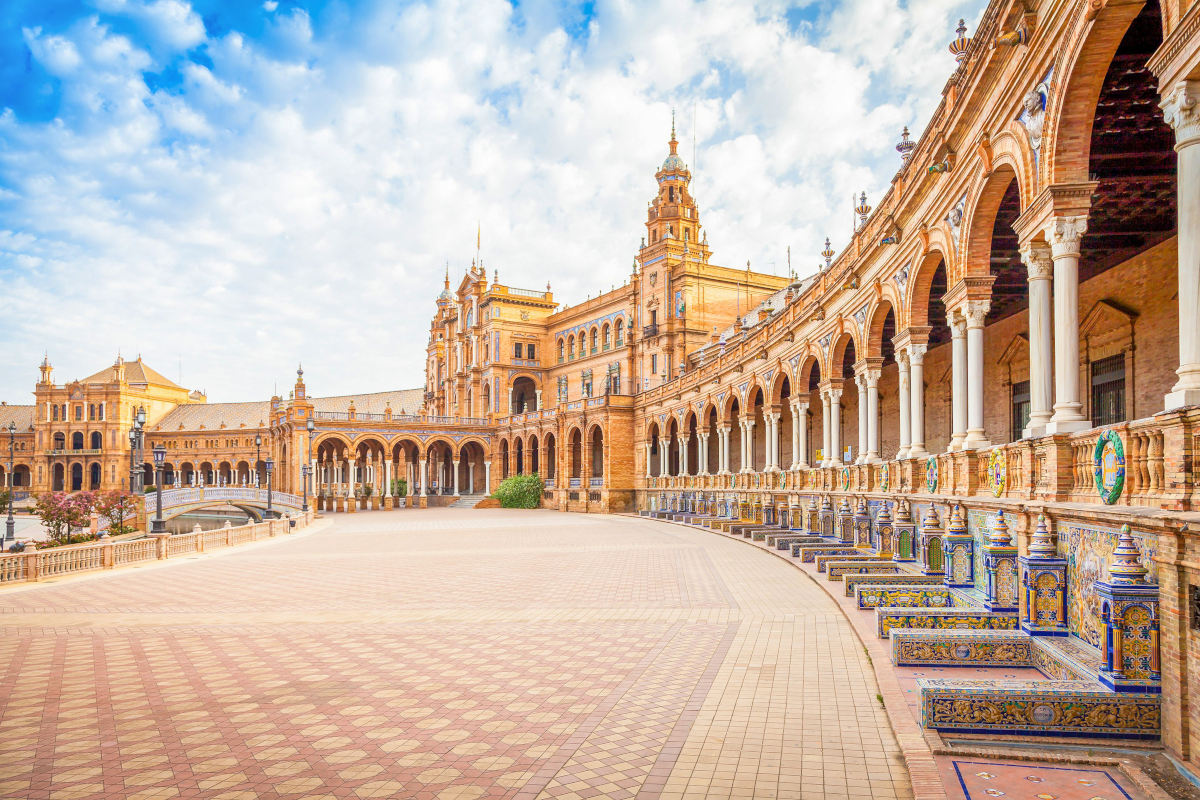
0,0,985,402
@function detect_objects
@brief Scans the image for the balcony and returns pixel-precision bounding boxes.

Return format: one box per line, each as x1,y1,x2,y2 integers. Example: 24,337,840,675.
44,449,101,456
643,323,659,338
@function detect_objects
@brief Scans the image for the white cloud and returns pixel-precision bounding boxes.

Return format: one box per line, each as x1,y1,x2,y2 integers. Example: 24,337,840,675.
0,0,986,402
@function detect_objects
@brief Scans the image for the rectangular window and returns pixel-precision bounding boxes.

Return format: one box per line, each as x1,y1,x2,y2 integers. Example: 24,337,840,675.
527,344,535,360
1011,380,1030,440
651,354,657,376
513,343,522,359
1091,354,1126,428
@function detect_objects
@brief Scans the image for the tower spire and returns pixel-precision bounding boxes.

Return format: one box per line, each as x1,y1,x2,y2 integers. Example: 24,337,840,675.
669,109,678,155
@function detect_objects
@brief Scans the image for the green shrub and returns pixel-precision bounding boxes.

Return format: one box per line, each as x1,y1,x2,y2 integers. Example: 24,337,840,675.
493,474,543,509
391,478,408,497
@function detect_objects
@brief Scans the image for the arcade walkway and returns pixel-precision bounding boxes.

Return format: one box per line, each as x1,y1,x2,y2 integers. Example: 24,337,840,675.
0,509,909,800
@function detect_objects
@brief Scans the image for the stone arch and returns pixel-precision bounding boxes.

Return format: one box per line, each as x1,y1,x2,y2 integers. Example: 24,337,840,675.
510,375,539,413
866,298,898,361
905,248,952,330
313,432,353,451
963,162,1024,280
1044,0,1149,186
767,368,791,406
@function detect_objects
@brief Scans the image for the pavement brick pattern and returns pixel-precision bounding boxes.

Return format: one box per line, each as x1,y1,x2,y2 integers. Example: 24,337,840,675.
0,510,910,800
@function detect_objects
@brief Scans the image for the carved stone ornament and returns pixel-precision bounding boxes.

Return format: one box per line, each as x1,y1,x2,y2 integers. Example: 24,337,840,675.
946,194,967,246
1019,241,1053,281
1017,84,1048,152
1045,215,1088,258
1161,79,1200,148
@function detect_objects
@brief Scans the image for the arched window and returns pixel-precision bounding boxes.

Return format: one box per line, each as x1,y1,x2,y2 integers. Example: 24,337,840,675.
88,403,95,420
568,336,575,359
52,405,58,421
74,405,82,421
53,432,65,450
71,432,84,450
90,431,102,450
615,318,624,346
558,339,565,363
602,324,611,350
590,328,598,353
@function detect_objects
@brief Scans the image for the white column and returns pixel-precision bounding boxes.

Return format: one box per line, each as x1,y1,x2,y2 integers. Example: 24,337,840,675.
821,390,832,466
420,455,428,496
534,389,542,410
659,437,670,476
788,402,800,469
1045,215,1091,433
865,369,880,462
762,413,775,470
1162,80,1200,410
855,373,867,464
677,435,689,476
468,462,475,493
908,344,928,458
948,311,967,451
645,442,653,478
452,459,460,495
829,387,843,465
697,433,708,475
796,401,810,468
719,425,731,473
1021,242,1054,436
963,300,991,449
897,353,911,459
743,418,756,472
483,460,491,494
384,459,392,498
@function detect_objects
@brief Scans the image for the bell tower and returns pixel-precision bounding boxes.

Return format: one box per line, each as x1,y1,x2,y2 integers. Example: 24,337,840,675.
640,114,709,260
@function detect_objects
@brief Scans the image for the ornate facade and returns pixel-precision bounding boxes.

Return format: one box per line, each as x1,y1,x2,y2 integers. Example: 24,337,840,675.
5,0,1200,771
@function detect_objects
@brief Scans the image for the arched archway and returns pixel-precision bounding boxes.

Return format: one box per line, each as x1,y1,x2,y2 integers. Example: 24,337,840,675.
589,427,604,485
569,428,583,483
511,376,538,413
70,463,83,492
52,463,64,492
544,433,557,484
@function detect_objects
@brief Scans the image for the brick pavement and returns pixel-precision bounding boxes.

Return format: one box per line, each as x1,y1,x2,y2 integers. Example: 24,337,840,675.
0,509,911,800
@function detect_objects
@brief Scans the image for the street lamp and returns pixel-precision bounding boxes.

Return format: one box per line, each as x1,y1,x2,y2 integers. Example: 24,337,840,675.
128,406,146,493
255,432,263,488
151,444,166,534
265,456,275,519
5,421,15,546
304,417,315,513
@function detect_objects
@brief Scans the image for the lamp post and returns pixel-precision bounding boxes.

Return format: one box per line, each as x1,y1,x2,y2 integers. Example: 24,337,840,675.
5,421,15,546
128,406,146,493
255,433,262,488
304,417,315,513
151,444,166,534
265,456,275,519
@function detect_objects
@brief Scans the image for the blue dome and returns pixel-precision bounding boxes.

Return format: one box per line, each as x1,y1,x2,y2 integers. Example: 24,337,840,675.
661,154,686,172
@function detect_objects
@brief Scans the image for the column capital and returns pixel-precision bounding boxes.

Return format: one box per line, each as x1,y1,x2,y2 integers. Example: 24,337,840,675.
947,309,967,336
1161,79,1200,148
1045,215,1088,259
766,411,781,423
794,399,810,413
907,342,928,364
1019,239,1053,280
962,299,990,328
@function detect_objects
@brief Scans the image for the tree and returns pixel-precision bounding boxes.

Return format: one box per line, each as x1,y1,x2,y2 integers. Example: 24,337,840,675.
493,474,543,508
33,491,95,544
94,490,138,536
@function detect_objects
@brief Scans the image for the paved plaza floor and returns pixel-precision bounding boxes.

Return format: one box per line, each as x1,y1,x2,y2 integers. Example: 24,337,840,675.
0,508,915,800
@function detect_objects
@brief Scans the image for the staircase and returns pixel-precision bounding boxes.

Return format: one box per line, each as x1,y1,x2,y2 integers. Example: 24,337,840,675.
450,493,488,508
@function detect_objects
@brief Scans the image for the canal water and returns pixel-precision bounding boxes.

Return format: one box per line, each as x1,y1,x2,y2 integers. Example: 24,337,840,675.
166,509,256,535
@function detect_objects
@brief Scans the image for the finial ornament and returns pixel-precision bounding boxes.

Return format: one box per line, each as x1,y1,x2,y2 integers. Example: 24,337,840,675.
896,127,915,161
1028,514,1056,557
1109,524,1149,584
821,237,834,268
948,503,967,534
855,192,871,228
987,508,1013,547
948,19,971,63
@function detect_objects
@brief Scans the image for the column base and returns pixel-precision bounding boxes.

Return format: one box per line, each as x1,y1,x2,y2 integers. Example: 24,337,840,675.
907,447,928,459
962,431,991,450
947,434,965,452
1164,384,1200,411
1044,417,1091,435
895,448,910,460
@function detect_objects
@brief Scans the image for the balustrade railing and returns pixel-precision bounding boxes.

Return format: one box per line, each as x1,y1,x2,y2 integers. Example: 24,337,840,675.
0,510,315,586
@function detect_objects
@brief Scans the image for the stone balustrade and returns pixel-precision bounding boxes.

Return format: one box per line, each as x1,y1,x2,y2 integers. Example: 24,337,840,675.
0,509,316,586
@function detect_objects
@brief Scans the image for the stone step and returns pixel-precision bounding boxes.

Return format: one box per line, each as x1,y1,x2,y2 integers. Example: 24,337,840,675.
855,585,957,610
890,629,1033,667
843,572,941,598
814,553,889,573
828,561,907,580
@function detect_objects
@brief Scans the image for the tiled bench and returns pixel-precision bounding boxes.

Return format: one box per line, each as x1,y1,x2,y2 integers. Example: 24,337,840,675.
792,543,857,561
876,606,1019,638
918,678,1161,739
890,629,1033,666
856,585,957,610
769,533,825,550
843,572,939,598
829,561,906,580
814,553,890,573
